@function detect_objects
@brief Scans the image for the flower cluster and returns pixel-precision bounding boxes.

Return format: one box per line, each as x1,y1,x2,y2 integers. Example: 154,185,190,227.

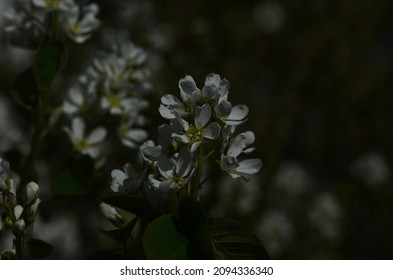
104,73,262,219
0,158,41,259
2,0,100,44
62,41,151,159
145,73,262,192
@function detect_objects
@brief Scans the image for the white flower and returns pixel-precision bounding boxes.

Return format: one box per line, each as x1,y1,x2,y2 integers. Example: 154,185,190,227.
351,152,390,188
62,86,95,115
308,193,341,241
220,131,262,180
158,75,199,119
111,164,144,194
273,161,310,196
149,149,194,192
63,3,100,43
171,103,221,151
63,117,107,159
256,211,294,258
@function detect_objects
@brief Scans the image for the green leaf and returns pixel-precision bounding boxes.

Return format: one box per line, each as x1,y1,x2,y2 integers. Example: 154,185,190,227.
51,171,87,195
142,214,188,260
11,67,39,109
51,156,95,196
210,218,270,259
34,36,63,92
178,198,214,259
102,193,158,222
27,238,53,258
100,216,139,243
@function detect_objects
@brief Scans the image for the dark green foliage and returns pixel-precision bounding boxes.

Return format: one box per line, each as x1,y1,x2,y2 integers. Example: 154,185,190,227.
100,217,139,244
27,238,53,258
34,36,63,93
142,214,188,260
210,218,269,260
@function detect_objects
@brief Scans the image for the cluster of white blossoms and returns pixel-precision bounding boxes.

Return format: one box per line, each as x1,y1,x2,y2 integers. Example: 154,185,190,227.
0,158,40,258
2,0,100,44
147,73,262,186
101,73,262,221
63,41,151,159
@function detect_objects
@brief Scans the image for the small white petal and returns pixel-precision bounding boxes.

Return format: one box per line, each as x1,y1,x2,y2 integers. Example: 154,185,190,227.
159,104,176,119
157,157,174,178
87,127,107,144
236,159,263,174
227,104,249,121
179,75,198,102
203,122,221,139
195,104,212,129
125,129,148,142
111,169,127,192
72,117,85,139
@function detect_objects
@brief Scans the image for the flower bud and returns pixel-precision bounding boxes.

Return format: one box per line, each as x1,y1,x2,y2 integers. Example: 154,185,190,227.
24,181,40,206
24,198,41,224
12,219,26,236
14,205,24,220
100,202,124,227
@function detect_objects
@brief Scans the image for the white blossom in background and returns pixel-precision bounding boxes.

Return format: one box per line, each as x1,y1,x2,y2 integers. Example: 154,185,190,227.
118,115,149,149
63,117,107,159
62,40,151,156
62,86,95,115
3,0,100,45
256,210,294,258
273,161,310,196
213,174,262,216
63,3,100,44
2,0,45,34
351,152,390,188
253,1,286,33
308,193,341,241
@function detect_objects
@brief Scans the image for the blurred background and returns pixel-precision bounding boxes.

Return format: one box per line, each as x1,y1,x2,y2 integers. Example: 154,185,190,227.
1,0,393,259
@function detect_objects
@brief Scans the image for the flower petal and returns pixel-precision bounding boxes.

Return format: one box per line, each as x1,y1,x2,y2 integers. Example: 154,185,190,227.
143,146,163,161
161,94,181,106
157,156,174,178
179,75,197,102
195,104,212,129
125,129,148,142
87,127,107,144
216,100,232,119
227,131,255,157
111,169,127,192
227,104,249,121
72,117,85,139
176,148,193,177
159,104,176,119
236,159,263,174
203,122,221,139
